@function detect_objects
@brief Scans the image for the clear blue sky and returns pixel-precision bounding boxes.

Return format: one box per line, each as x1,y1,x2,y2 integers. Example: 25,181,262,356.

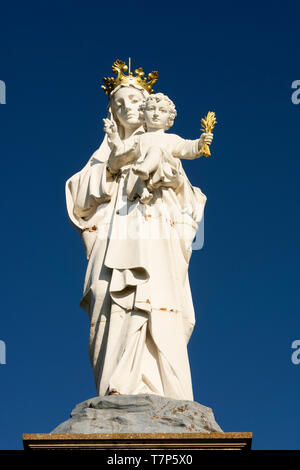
0,0,299,450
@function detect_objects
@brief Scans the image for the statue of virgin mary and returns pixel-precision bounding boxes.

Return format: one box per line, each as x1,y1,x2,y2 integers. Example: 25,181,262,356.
65,59,207,401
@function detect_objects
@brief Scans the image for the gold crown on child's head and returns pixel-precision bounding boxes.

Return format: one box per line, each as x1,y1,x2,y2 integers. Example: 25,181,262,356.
101,59,159,97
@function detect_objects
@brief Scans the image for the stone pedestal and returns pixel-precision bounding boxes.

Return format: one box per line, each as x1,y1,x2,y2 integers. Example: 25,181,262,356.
23,432,252,451
23,395,252,452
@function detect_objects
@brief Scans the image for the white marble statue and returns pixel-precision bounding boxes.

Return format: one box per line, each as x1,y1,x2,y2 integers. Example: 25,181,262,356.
65,60,213,400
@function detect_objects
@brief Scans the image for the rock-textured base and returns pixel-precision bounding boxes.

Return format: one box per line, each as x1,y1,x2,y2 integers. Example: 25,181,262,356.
51,394,223,434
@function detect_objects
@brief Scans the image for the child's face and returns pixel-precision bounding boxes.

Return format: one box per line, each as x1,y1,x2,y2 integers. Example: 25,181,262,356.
144,99,170,130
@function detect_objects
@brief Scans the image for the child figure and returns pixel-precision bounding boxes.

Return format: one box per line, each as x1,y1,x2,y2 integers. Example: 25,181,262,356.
104,93,213,203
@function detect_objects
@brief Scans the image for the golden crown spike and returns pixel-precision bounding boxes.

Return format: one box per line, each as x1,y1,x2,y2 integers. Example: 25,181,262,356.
101,59,159,96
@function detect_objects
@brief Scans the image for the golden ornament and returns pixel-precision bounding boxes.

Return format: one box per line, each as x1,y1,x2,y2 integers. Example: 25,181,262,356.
199,111,217,157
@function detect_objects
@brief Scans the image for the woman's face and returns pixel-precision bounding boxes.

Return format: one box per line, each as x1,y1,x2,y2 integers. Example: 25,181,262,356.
111,87,144,129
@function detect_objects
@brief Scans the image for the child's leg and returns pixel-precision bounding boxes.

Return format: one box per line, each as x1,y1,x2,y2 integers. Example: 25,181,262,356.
133,146,162,180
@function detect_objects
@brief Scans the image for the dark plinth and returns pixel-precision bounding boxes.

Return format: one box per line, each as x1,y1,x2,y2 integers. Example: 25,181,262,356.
23,432,252,451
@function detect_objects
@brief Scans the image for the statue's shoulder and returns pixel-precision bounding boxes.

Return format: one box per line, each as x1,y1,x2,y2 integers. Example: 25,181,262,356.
162,133,186,150
164,132,183,141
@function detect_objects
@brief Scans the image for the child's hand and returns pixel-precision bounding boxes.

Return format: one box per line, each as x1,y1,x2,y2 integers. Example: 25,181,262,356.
200,132,213,146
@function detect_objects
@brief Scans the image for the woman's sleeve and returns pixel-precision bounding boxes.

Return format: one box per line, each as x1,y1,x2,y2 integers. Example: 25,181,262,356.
65,140,115,231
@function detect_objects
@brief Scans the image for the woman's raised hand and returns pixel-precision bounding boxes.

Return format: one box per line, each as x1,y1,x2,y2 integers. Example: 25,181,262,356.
103,118,117,136
103,118,121,148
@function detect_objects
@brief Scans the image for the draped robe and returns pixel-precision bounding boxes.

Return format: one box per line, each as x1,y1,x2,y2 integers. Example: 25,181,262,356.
65,130,207,400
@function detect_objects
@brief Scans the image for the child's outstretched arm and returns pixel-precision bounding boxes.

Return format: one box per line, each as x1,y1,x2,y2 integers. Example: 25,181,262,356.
172,133,214,160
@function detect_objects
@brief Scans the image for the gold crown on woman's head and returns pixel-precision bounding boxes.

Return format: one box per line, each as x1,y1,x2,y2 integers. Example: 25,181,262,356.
102,59,159,96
